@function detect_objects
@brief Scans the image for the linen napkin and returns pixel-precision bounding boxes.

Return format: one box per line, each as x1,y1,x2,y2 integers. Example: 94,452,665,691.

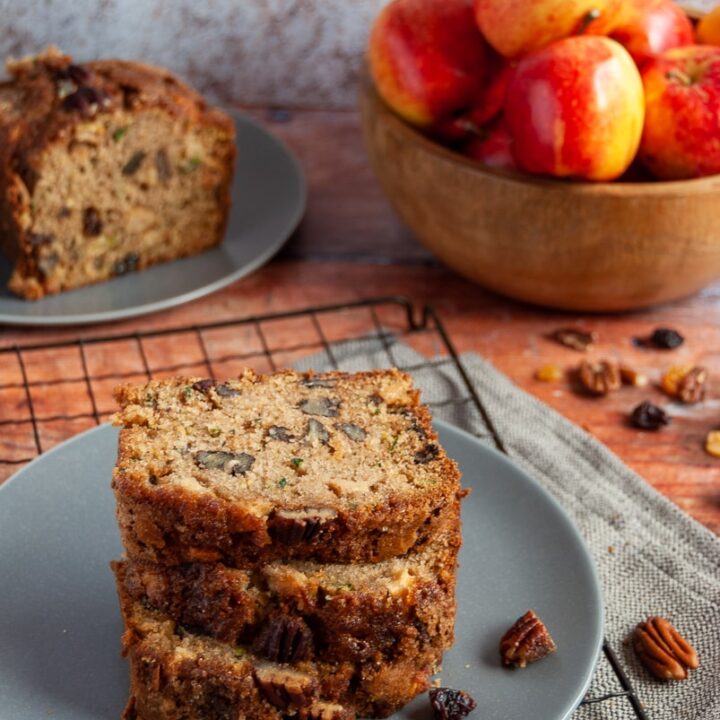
294,337,720,720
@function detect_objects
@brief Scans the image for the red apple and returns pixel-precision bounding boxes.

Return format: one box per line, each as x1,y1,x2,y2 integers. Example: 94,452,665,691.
432,56,513,143
464,120,517,171
639,45,720,179
504,36,645,181
474,0,623,58
369,0,488,128
609,0,693,66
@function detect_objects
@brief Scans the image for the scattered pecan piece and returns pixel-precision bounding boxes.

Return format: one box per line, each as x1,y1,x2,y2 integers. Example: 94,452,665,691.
535,364,562,382
632,617,698,680
270,508,337,544
300,376,340,389
428,687,477,719
620,366,648,388
630,402,669,431
551,328,597,352
253,615,312,663
661,365,708,404
500,609,557,668
253,664,315,710
704,431,720,458
578,360,621,396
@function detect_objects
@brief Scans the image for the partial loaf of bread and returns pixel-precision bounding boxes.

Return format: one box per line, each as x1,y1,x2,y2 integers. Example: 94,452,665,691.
115,562,446,719
0,47,235,299
112,369,463,569
115,501,459,666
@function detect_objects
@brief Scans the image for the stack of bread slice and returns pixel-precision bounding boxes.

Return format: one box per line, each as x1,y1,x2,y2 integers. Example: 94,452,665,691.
111,369,464,720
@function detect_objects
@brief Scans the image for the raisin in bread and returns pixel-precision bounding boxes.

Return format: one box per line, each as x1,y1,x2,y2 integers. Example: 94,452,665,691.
115,563,443,719
115,502,459,666
0,47,235,299
113,369,462,568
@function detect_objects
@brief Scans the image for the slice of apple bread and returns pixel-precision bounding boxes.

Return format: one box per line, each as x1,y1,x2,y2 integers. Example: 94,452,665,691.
115,561,447,720
112,369,463,568
0,47,235,299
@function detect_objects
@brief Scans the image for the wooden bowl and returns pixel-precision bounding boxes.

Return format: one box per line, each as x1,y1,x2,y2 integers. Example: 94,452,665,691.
360,72,720,312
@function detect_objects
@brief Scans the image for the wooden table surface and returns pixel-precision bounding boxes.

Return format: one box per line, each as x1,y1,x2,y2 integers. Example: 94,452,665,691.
2,105,719,536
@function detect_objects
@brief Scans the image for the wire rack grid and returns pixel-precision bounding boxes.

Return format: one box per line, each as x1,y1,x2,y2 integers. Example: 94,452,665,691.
0,295,647,718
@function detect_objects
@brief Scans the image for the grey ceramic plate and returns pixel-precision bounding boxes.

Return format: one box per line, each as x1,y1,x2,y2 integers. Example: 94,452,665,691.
0,419,603,720
0,112,306,326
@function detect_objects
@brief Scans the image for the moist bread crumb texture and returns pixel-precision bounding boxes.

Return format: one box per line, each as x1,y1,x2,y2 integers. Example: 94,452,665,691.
111,369,464,719
0,47,235,299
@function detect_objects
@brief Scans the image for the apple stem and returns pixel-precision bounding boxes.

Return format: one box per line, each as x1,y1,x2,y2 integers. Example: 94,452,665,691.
665,69,693,86
576,9,601,35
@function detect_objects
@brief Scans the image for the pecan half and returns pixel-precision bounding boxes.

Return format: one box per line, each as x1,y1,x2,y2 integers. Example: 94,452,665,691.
270,508,337,544
578,359,621,396
253,615,312,663
661,365,708,404
500,609,557,668
551,328,597,352
632,617,699,680
253,664,315,710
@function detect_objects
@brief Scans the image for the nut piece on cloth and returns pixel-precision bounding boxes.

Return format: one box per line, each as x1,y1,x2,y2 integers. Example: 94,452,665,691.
499,609,557,668
632,616,699,681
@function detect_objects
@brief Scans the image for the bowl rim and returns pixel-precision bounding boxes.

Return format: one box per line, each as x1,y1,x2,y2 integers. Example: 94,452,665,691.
360,67,720,198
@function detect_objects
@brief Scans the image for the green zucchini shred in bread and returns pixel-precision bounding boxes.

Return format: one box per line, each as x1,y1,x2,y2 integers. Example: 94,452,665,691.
0,47,235,299
112,369,463,569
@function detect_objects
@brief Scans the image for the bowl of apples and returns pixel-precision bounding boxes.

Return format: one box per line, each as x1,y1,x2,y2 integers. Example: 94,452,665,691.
360,0,720,311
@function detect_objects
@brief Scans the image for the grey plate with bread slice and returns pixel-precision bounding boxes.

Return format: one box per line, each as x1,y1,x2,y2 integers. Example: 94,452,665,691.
0,419,602,719
0,111,306,326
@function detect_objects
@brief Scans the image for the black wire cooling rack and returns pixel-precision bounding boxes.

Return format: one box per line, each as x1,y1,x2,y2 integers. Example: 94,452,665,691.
0,295,647,718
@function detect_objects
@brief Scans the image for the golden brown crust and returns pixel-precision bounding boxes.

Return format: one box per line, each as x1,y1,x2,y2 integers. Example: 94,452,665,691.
112,369,463,569
115,562,443,719
0,47,235,299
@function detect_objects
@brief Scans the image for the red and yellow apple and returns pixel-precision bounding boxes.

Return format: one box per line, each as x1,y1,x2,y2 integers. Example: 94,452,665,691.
464,120,517,171
609,0,693,65
696,5,720,45
503,36,645,181
369,0,488,128
639,45,720,179
473,0,623,58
